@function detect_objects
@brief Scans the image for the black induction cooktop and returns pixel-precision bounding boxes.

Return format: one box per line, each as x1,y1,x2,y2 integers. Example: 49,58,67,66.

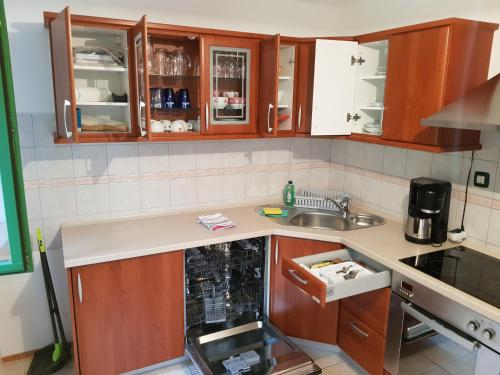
400,246,500,308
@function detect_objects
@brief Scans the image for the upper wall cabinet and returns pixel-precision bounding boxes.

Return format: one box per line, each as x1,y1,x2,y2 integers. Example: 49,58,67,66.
47,7,141,143
295,42,315,134
311,39,388,136
201,35,259,134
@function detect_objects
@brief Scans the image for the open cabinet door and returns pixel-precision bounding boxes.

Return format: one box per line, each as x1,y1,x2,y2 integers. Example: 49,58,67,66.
133,15,151,140
311,39,357,135
258,34,280,136
48,7,77,142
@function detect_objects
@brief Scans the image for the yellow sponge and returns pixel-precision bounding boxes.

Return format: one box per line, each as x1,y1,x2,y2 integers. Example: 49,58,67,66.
262,207,283,215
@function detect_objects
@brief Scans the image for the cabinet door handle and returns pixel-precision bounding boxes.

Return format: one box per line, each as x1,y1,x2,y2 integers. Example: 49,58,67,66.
274,240,279,267
77,273,83,304
63,100,73,138
139,101,147,137
205,102,209,131
288,269,309,285
267,103,273,133
350,321,369,338
298,105,302,129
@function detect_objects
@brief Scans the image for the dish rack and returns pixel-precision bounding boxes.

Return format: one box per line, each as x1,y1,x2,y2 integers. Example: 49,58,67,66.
294,189,350,211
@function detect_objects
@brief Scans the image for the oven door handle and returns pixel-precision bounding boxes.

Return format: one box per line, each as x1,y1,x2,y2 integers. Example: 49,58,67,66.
401,302,479,352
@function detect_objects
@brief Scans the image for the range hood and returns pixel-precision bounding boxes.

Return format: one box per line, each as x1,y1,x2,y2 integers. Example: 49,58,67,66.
421,73,500,131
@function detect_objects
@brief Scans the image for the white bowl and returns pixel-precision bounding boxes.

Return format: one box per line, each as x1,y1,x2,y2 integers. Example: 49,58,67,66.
229,104,244,110
213,102,227,110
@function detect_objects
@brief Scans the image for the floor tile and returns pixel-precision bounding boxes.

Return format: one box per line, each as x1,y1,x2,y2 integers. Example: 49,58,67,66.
142,361,191,375
422,366,452,375
419,335,470,366
322,358,366,374
441,352,477,375
300,346,344,369
0,358,26,375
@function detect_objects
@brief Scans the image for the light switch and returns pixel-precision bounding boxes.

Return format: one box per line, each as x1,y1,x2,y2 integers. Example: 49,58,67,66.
474,171,489,188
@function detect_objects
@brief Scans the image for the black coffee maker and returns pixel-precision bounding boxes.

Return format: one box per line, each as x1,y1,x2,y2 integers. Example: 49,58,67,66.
405,177,451,245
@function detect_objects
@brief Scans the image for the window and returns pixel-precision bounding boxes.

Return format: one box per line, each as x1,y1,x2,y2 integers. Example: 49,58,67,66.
0,1,32,275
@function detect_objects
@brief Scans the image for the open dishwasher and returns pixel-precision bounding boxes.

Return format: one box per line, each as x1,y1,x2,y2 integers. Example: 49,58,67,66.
184,238,321,375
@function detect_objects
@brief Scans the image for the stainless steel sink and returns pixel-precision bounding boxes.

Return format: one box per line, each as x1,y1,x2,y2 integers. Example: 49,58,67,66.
263,207,385,231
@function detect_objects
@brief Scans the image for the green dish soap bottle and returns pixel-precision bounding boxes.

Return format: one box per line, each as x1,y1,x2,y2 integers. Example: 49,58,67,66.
284,180,295,207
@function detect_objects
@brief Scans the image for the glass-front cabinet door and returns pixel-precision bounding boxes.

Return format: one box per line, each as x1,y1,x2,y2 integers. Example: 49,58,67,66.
202,36,258,134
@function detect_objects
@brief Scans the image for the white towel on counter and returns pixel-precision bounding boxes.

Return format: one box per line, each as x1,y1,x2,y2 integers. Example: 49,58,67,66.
197,213,235,231
76,87,112,102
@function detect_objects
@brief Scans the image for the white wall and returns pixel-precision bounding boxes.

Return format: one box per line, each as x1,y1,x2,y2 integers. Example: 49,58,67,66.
335,0,500,77
4,0,343,114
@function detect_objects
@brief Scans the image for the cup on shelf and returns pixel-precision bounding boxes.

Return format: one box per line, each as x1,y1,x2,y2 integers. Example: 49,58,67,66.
170,120,189,132
151,120,164,133
150,88,163,109
160,120,172,131
223,91,239,98
177,89,191,109
163,88,175,109
213,96,228,110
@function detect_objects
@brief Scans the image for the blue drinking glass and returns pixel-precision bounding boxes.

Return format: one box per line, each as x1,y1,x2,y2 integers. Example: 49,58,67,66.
163,88,175,109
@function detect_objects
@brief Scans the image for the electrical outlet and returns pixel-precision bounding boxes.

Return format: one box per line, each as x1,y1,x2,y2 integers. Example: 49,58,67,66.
474,171,490,188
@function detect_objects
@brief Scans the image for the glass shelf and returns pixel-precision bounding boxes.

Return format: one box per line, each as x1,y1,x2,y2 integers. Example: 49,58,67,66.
149,74,200,80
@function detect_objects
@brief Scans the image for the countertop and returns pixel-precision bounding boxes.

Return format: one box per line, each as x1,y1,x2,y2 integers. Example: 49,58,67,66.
61,203,500,323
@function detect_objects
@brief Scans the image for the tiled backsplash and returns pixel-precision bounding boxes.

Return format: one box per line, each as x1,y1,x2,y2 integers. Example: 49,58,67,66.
18,113,500,251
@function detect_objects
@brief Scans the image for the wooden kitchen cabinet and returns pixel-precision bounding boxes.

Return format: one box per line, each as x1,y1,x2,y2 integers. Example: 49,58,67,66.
68,251,184,375
338,288,391,375
295,42,315,134
269,236,344,344
47,7,142,143
380,22,496,148
201,35,259,134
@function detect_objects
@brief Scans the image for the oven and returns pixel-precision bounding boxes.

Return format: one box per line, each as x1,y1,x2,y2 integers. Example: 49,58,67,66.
385,272,500,375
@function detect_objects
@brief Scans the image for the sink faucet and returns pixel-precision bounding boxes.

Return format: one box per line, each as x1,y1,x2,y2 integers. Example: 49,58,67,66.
326,197,351,219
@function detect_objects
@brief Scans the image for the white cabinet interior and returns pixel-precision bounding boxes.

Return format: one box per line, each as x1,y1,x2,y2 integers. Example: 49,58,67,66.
277,44,296,131
72,26,132,133
311,39,388,136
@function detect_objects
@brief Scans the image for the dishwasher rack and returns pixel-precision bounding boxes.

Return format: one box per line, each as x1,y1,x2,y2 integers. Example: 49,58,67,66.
185,238,265,330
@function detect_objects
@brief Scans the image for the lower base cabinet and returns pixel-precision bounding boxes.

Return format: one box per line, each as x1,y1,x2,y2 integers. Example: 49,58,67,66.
338,288,391,375
68,251,185,375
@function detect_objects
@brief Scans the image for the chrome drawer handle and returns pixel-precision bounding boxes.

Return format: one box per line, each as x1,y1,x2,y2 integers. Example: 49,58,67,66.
63,99,73,138
288,269,308,285
350,321,369,338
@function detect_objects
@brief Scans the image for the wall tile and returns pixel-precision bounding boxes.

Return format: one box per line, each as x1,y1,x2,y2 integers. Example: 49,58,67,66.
469,131,500,162
494,163,500,201
343,171,362,200
222,174,246,201
345,142,364,168
311,139,331,163
72,145,108,177
39,186,77,219
361,176,382,207
310,168,330,190
460,158,497,198
405,150,433,180
362,144,384,173
246,140,269,166
107,144,139,175
21,147,37,180
169,142,197,171
487,209,500,247
33,113,57,147
290,168,310,190
140,179,170,209
17,113,34,147
268,170,289,197
328,168,345,191
246,171,268,198
457,200,491,242
139,143,169,173
170,177,197,206
380,181,405,214
76,183,110,215
197,141,222,170
25,188,41,220
222,140,247,168
197,175,223,203
109,181,141,212
431,154,463,184
331,140,347,164
268,139,291,165
291,138,311,164
382,146,407,178
36,146,74,180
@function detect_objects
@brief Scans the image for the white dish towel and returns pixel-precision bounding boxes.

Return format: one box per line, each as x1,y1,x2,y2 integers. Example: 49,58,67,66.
197,213,235,231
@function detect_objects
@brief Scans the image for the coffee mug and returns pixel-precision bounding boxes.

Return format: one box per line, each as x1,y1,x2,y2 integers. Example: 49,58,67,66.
171,120,188,132
151,120,164,133
160,120,171,131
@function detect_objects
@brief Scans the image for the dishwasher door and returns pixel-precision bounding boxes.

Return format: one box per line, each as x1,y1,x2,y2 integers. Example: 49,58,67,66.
186,320,322,375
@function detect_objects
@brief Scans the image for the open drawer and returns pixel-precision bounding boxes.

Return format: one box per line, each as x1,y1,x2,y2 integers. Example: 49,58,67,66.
282,249,391,307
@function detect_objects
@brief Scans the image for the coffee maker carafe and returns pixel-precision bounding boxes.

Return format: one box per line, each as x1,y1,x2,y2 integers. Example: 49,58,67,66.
405,177,451,245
